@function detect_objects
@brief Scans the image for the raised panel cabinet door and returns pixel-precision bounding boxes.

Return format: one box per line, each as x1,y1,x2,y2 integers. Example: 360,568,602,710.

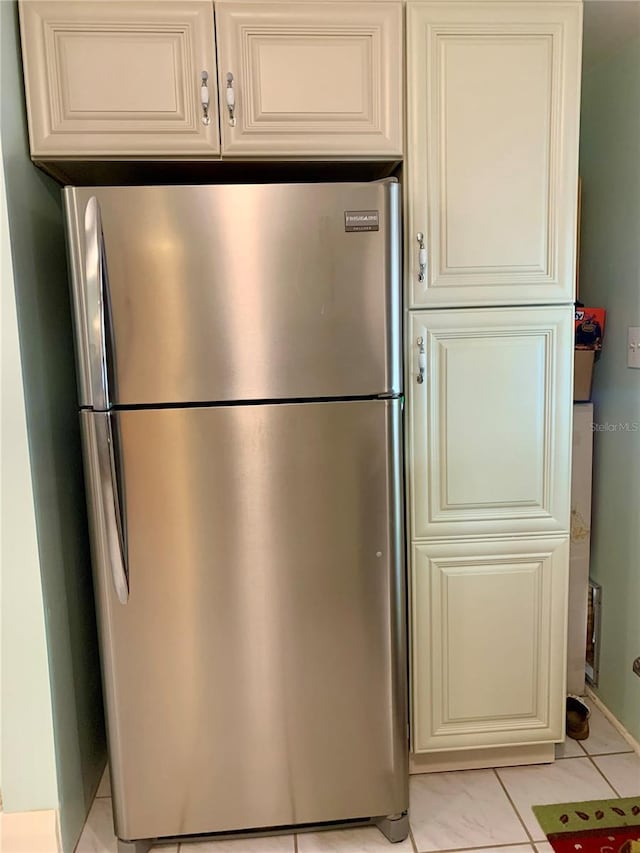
19,1,220,157
215,2,403,157
407,2,582,306
408,307,572,539
411,537,569,753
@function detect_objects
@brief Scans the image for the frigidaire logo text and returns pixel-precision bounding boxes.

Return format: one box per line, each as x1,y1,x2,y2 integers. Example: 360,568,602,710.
344,210,380,232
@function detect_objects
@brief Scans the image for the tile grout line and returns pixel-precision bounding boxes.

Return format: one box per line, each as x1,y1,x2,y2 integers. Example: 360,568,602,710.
294,831,299,853
558,746,638,760
581,751,624,798
572,710,634,797
563,729,635,762
586,688,640,756
493,767,538,847
581,749,636,758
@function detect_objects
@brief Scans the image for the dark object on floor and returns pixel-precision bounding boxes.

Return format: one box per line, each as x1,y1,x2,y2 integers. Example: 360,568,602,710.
566,695,590,740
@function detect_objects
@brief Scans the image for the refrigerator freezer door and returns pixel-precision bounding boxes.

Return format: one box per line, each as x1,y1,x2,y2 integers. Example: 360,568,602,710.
65,182,401,408
81,400,407,842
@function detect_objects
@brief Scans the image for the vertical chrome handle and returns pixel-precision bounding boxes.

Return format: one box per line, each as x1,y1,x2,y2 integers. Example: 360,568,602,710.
226,72,236,126
200,71,211,125
417,232,427,283
84,197,109,410
95,413,129,604
416,336,426,384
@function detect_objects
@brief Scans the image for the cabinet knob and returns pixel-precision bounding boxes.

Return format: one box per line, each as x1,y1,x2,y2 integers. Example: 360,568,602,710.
226,72,236,127
200,71,211,126
417,232,427,284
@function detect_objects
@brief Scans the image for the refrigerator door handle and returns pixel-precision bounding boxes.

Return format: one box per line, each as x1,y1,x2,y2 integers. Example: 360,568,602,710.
95,412,129,604
84,196,110,411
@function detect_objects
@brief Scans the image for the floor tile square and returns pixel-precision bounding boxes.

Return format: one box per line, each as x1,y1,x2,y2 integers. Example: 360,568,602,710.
497,758,618,841
76,798,118,853
410,769,528,852
534,843,554,853
593,752,640,796
580,705,634,756
297,826,412,852
555,738,585,759
96,765,111,798
76,797,177,853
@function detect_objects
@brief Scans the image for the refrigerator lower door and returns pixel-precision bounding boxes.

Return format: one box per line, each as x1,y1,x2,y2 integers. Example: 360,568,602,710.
80,400,407,843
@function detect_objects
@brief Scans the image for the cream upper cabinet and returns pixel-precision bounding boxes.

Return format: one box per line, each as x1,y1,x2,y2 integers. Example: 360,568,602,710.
214,2,403,157
408,306,573,539
19,0,220,158
19,0,403,161
411,536,569,752
406,2,582,307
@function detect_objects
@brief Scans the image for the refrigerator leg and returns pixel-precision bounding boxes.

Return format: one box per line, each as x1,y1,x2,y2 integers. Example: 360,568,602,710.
117,839,153,853
375,812,409,843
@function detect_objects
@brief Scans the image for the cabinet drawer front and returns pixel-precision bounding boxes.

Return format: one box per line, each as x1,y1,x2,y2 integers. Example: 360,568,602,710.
407,2,582,306
408,307,572,539
19,1,219,157
411,537,568,753
216,2,403,157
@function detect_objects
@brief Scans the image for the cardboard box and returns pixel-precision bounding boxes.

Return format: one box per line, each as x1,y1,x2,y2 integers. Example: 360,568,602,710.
574,350,595,401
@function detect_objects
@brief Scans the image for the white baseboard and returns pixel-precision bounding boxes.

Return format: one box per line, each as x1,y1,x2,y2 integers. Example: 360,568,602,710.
586,686,640,755
1,808,60,853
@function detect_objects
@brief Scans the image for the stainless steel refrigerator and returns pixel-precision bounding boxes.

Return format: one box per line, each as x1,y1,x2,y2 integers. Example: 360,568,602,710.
63,181,408,852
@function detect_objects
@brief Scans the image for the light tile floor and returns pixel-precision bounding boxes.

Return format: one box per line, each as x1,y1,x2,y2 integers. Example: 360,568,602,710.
78,705,640,853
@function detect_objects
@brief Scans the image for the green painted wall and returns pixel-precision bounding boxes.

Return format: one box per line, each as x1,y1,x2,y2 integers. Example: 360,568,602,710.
579,1,640,742
1,0,106,846
1,137,59,814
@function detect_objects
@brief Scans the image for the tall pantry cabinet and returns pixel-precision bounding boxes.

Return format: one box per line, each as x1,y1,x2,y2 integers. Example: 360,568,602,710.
405,1,582,770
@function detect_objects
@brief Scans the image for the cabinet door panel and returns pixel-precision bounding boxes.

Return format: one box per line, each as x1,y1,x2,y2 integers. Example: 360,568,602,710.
215,2,403,157
409,307,572,539
407,2,582,306
19,1,220,157
411,537,568,752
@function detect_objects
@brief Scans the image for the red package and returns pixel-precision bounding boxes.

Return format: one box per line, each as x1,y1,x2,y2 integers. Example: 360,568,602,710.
575,308,606,350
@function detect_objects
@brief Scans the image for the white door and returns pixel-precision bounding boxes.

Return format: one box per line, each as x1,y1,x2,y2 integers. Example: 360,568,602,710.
215,2,403,157
19,1,220,157
406,1,582,306
411,536,569,753
408,307,573,539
